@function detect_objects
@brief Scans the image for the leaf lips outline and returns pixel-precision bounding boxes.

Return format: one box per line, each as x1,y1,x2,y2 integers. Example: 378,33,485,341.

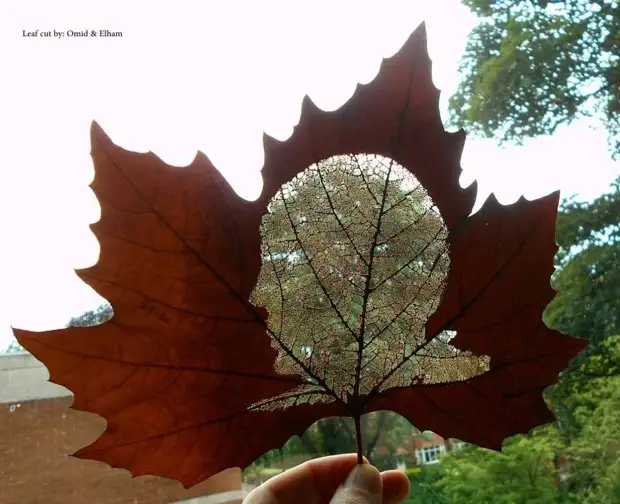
14,20,586,488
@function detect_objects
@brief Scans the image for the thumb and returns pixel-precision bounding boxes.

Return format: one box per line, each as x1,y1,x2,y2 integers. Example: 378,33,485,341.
330,464,382,504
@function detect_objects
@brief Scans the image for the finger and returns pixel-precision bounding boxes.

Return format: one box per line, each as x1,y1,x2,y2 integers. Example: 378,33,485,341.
380,470,410,504
244,454,368,504
329,467,410,504
243,456,410,504
329,464,382,504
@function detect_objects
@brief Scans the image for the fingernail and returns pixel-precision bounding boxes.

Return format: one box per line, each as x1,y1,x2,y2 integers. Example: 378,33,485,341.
346,464,382,494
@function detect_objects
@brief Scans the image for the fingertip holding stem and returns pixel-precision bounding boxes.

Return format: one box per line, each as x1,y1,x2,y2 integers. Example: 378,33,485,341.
330,464,383,504
346,464,382,494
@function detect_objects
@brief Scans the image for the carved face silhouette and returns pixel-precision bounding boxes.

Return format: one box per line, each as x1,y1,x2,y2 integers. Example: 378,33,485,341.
250,154,489,411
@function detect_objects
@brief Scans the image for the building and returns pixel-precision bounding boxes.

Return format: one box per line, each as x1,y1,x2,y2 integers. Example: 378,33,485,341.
373,430,467,469
410,432,466,466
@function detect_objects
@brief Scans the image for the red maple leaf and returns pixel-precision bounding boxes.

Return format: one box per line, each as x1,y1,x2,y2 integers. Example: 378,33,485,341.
14,23,585,488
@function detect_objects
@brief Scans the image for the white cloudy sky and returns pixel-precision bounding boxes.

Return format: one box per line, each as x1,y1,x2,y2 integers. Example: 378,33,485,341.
0,0,618,350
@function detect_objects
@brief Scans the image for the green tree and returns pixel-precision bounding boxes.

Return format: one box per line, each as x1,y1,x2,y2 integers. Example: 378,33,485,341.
548,335,620,438
544,177,620,347
436,427,561,504
566,374,620,503
450,0,620,158
66,303,112,327
405,465,448,504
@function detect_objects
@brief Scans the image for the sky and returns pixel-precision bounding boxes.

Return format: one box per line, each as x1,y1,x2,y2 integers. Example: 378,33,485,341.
0,0,618,351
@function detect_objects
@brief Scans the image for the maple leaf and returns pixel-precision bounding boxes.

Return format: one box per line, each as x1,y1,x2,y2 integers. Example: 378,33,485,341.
14,23,586,488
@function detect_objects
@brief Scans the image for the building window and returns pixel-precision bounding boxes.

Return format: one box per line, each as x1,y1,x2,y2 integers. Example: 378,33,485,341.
419,445,445,465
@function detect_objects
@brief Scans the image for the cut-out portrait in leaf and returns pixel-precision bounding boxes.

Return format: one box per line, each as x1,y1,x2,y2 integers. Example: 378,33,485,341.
15,22,586,488
250,155,490,413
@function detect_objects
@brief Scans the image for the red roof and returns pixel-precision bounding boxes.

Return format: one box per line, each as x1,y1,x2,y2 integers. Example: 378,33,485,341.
374,445,390,455
410,432,446,450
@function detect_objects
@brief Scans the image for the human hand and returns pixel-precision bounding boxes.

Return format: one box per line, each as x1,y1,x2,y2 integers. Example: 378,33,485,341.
243,454,411,504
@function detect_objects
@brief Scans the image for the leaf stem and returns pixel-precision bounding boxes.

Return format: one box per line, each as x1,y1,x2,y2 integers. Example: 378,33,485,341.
354,412,364,464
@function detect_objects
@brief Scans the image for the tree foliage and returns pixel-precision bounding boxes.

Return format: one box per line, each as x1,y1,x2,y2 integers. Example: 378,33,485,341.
437,427,560,504
405,465,448,504
548,334,620,438
450,0,620,157
66,303,112,328
545,177,620,346
566,374,620,503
